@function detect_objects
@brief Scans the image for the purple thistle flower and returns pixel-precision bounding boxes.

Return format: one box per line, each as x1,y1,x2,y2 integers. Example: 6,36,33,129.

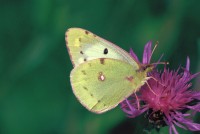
121,41,200,134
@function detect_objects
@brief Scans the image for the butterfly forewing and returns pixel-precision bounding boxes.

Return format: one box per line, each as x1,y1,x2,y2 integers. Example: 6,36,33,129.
70,58,147,113
66,28,140,70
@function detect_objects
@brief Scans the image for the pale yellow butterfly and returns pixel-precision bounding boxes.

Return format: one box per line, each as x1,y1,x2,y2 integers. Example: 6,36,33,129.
66,28,153,114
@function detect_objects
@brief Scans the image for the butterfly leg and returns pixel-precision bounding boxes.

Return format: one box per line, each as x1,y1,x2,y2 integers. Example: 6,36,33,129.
134,93,140,110
145,81,158,96
148,76,166,87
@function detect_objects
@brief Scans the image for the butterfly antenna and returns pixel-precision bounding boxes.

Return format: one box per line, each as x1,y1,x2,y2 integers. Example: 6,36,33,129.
149,41,169,66
151,61,169,66
149,41,159,63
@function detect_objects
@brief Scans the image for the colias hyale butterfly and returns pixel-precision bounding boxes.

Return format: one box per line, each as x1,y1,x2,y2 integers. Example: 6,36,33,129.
66,28,154,114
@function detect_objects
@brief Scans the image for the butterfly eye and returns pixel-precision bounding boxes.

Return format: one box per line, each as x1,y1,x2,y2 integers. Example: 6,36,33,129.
139,65,147,72
143,66,147,71
104,48,108,54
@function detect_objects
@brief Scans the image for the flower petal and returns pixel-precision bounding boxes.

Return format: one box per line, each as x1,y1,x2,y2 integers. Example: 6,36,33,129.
191,92,200,100
169,126,172,134
186,103,200,112
172,124,179,134
121,99,148,118
175,115,200,131
129,48,139,62
143,41,152,64
191,72,200,80
186,56,190,71
173,121,187,130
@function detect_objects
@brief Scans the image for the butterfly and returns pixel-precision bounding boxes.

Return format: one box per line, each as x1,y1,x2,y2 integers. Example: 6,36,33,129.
66,28,154,114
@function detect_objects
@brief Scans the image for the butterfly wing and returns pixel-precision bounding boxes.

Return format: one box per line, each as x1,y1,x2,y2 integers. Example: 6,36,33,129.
66,28,140,70
70,58,147,114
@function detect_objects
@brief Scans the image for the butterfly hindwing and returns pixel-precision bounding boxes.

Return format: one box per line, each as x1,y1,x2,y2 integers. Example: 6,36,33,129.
70,58,147,113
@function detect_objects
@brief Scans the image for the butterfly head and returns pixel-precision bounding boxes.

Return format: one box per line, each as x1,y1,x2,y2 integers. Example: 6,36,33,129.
139,64,154,74
139,61,169,74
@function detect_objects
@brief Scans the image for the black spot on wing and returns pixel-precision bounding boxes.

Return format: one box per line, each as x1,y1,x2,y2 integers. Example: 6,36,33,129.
81,70,86,75
104,48,108,54
83,86,88,91
80,51,84,54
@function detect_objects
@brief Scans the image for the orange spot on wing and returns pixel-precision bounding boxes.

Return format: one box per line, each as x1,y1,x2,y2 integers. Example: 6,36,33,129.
126,76,134,82
100,58,105,64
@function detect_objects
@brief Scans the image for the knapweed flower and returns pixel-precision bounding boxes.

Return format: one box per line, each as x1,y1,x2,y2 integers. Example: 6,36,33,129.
121,41,200,134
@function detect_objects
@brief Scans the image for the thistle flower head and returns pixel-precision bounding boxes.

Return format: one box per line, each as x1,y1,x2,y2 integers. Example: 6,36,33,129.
121,41,200,134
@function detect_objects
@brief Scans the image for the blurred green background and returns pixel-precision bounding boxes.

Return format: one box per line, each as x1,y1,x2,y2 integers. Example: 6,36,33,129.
1,0,200,134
